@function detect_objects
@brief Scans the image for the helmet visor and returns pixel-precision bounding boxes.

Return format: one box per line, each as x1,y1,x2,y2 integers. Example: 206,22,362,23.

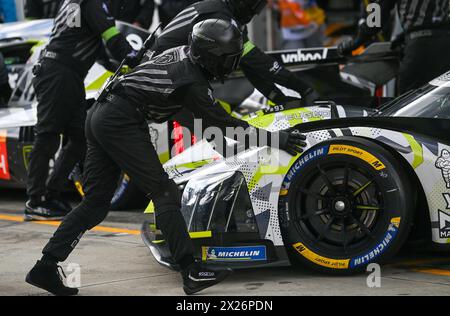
220,50,243,78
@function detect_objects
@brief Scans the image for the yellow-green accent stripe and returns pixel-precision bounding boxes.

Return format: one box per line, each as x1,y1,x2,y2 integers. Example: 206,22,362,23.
242,41,255,57
153,231,212,243
102,26,120,42
403,134,424,169
144,201,155,214
85,71,114,91
189,231,212,239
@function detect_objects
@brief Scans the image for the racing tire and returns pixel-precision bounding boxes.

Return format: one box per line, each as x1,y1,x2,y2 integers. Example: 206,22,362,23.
279,137,415,275
110,174,148,211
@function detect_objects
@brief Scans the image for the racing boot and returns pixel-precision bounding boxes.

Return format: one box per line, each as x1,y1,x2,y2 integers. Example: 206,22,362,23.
26,260,79,296
182,262,233,295
24,197,68,221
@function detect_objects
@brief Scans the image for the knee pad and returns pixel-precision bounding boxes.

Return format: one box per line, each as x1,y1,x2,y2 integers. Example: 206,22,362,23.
152,179,182,214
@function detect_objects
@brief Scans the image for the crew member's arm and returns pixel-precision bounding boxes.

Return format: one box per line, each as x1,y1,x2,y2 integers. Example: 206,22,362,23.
239,36,317,106
83,0,136,64
338,0,397,55
183,83,307,156
134,0,155,29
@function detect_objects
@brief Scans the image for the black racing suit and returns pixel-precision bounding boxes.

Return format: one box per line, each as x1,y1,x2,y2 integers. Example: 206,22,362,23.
158,0,199,27
27,0,133,202
42,46,253,268
25,0,63,19
358,0,450,93
151,0,312,104
107,0,155,29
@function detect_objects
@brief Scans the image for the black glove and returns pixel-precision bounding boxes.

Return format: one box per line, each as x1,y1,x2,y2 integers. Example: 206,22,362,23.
338,23,372,56
277,129,307,156
337,38,362,56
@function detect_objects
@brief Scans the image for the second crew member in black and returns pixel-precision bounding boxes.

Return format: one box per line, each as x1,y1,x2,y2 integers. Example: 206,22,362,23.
25,19,307,296
25,0,137,221
150,0,318,107
338,0,450,94
25,0,63,19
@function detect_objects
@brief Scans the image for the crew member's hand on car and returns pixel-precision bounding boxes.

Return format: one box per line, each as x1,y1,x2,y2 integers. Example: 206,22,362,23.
277,129,308,156
337,38,362,56
338,23,372,56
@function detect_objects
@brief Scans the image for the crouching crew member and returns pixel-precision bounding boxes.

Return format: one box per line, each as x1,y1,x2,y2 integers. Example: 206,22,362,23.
25,0,137,221
26,19,307,296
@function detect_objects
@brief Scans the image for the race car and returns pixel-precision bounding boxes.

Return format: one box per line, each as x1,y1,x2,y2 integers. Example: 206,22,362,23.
142,71,450,274
0,20,398,210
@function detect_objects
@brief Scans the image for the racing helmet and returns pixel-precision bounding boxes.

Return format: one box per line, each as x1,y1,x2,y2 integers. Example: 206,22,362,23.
225,0,268,24
190,19,244,81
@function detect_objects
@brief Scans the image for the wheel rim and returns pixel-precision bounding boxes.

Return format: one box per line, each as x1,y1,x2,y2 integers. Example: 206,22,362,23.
291,159,385,254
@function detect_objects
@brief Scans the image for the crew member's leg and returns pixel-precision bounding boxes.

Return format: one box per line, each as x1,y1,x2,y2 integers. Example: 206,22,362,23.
26,103,122,296
27,100,231,295
25,61,71,220
88,102,195,268
87,101,231,294
46,81,87,211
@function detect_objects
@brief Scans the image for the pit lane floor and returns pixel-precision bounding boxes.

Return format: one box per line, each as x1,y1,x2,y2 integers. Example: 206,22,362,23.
0,189,450,296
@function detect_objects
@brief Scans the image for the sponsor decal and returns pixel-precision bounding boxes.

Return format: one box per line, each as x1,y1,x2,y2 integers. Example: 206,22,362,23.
22,145,33,170
435,149,450,189
202,246,267,262
350,217,400,268
293,243,350,269
444,193,450,209
274,110,329,122
0,131,10,180
281,49,329,64
283,145,329,187
293,217,401,270
438,210,450,238
438,194,450,239
328,145,386,170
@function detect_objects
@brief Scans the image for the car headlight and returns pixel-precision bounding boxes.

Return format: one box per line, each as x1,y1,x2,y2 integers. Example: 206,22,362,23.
180,171,257,234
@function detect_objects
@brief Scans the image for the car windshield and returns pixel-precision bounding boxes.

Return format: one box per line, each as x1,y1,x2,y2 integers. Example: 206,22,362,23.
377,82,450,119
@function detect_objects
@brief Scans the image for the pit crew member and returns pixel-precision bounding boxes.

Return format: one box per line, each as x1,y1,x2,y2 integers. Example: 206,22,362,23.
25,19,307,296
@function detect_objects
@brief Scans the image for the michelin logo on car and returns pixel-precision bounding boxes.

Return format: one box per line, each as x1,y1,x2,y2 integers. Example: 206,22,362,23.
202,246,267,262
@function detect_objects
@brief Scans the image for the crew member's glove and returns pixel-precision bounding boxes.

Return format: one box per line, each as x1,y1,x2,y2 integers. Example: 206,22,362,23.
125,50,141,69
338,23,372,56
337,38,363,56
277,129,308,156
